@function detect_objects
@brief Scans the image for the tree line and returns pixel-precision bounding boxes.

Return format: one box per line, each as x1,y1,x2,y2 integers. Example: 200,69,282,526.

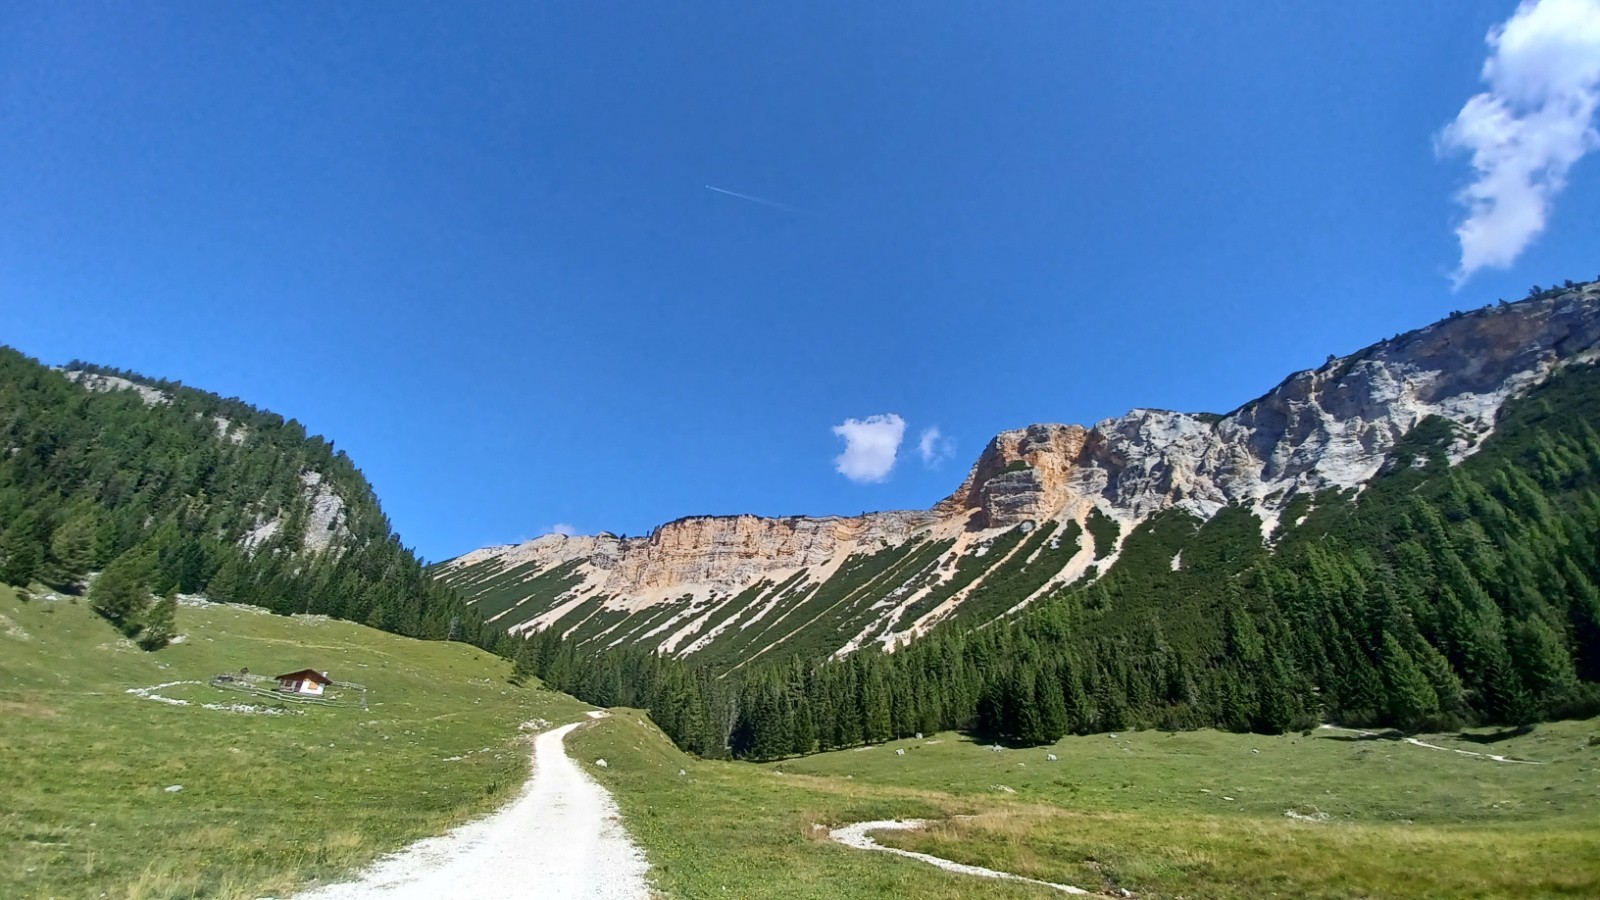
5,343,1598,763
512,363,1600,760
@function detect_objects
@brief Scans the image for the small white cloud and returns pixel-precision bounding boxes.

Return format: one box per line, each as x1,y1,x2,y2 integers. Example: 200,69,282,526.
917,426,955,468
832,414,906,483
543,523,579,537
1438,0,1600,284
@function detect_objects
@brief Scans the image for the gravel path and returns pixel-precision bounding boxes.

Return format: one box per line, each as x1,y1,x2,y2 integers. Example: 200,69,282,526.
292,714,650,900
1318,725,1542,763
829,819,1090,895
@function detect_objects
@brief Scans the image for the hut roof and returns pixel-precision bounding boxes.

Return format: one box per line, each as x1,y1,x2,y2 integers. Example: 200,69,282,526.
274,669,332,685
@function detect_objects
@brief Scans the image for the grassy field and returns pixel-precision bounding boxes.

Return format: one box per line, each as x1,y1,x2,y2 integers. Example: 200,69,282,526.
571,708,1600,898
0,584,589,899
7,577,1599,899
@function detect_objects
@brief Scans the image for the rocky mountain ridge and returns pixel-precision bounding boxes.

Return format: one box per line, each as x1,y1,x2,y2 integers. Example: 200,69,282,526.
954,281,1600,530
437,281,1600,662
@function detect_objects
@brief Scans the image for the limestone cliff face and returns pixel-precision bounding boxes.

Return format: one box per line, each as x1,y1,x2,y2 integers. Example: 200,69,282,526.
606,512,937,589
446,510,940,595
934,424,1088,528
61,370,171,407
936,282,1600,527
442,281,1600,654
242,470,350,554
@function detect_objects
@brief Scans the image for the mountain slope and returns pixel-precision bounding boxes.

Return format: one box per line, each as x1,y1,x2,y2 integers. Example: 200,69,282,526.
0,352,504,650
438,280,1600,667
506,278,1600,759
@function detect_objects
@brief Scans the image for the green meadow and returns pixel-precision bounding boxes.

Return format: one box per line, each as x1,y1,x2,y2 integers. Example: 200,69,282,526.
571,707,1600,898
0,584,589,900
7,577,1599,899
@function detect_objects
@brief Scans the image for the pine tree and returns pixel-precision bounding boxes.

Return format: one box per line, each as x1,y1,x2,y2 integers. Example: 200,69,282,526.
1211,666,1253,732
1012,668,1044,745
1061,658,1092,733
1563,558,1600,682
1377,632,1440,731
205,554,243,602
1035,662,1069,744
1251,646,1302,734
90,552,151,631
0,525,43,587
511,637,538,685
1509,616,1578,708
1413,639,1468,727
47,512,97,588
1478,637,1534,724
1094,665,1129,731
790,688,817,756
139,590,178,650
860,657,892,743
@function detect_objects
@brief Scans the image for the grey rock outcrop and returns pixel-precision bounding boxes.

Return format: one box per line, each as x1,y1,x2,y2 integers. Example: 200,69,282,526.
939,282,1600,527
441,281,1600,653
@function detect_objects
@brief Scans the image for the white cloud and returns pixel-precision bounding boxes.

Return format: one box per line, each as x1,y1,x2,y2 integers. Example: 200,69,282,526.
917,426,955,468
1438,0,1600,284
543,523,579,537
832,414,906,483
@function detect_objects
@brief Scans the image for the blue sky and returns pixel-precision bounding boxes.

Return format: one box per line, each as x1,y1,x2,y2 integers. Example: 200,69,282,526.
4,2,1598,561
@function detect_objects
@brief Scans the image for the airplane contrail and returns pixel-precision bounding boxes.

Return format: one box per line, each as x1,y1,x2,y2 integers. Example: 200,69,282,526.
704,184,799,213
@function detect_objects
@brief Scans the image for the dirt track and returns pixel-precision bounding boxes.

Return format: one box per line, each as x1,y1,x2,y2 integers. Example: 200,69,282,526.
292,714,649,900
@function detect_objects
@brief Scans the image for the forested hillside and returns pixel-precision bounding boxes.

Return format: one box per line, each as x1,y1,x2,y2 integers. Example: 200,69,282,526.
8,284,1599,765
513,295,1600,760
441,281,1600,677
0,350,502,650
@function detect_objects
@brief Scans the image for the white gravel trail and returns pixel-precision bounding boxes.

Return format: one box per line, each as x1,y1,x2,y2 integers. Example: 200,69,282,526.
829,819,1090,895
291,714,650,900
1318,724,1542,764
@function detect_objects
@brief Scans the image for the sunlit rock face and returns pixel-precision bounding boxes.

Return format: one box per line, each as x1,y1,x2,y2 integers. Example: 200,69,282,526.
441,282,1600,655
444,511,939,595
937,282,1600,525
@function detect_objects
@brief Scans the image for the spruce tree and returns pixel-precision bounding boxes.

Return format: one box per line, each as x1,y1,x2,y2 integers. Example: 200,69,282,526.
1252,647,1301,734
1093,665,1129,731
205,554,243,602
47,513,98,588
1061,659,1092,733
1509,616,1578,708
0,526,43,587
860,658,892,743
1413,639,1468,727
1377,632,1440,731
139,590,178,650
1012,668,1044,744
90,553,151,631
511,637,537,685
1035,663,1069,744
